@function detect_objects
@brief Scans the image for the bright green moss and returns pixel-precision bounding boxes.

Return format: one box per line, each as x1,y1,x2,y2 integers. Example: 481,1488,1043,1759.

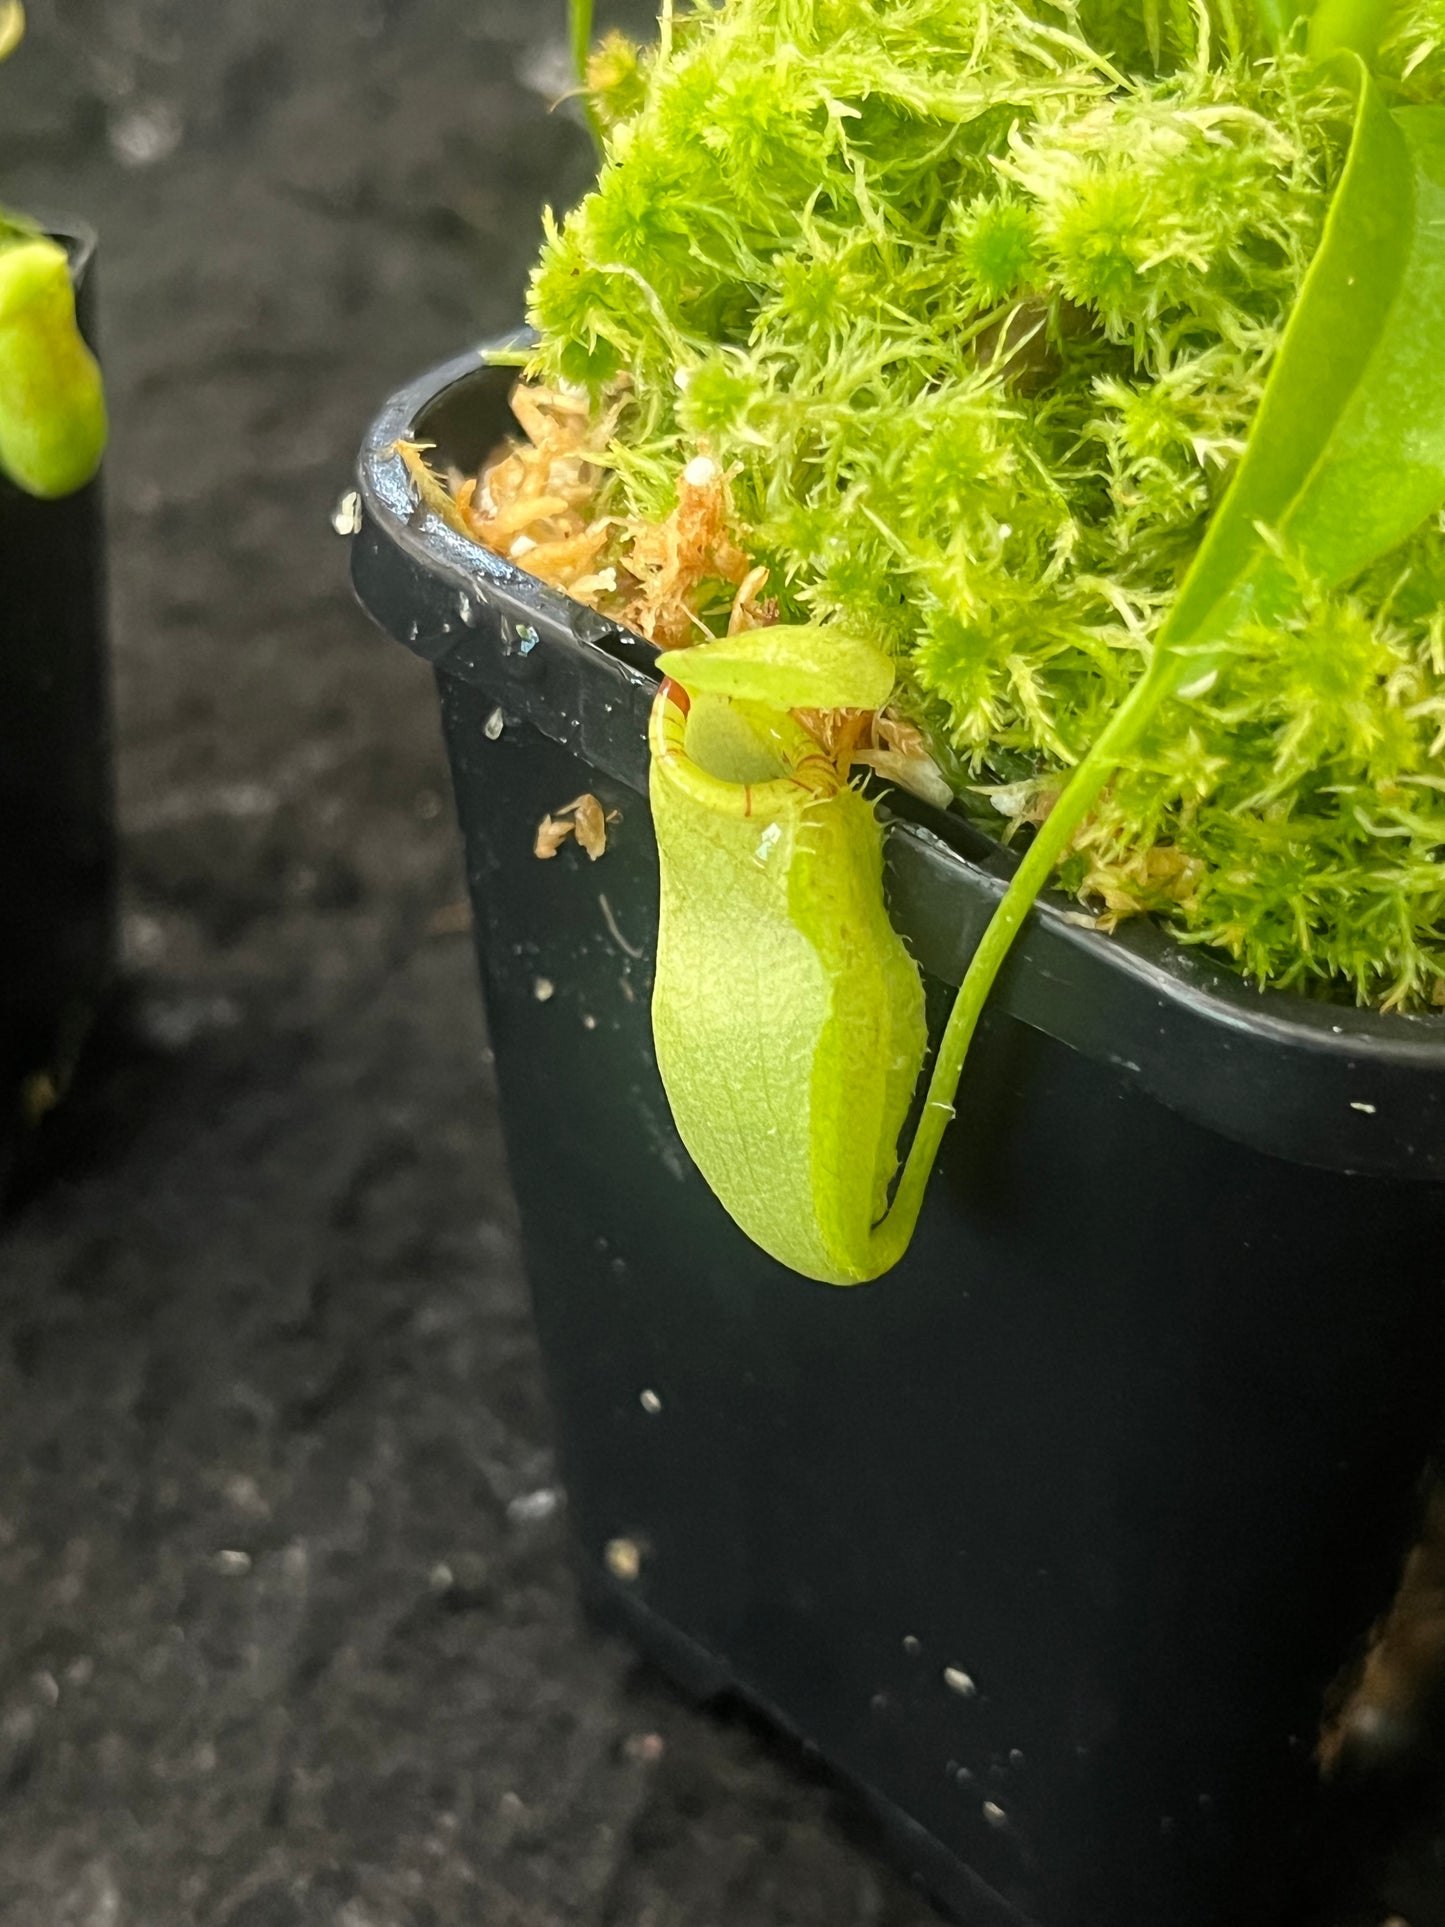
952,197,1041,307
527,0,1445,1009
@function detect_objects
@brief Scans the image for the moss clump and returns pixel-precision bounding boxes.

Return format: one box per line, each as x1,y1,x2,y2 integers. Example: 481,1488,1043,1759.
526,0,1445,1010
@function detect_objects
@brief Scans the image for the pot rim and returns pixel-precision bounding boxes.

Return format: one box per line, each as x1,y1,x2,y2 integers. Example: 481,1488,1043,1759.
53,218,97,284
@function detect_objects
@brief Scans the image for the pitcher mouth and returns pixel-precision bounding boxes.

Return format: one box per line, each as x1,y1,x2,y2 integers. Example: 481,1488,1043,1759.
648,676,846,822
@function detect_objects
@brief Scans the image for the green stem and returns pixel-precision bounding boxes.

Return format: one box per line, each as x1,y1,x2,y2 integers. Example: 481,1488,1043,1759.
870,655,1169,1271
569,0,605,157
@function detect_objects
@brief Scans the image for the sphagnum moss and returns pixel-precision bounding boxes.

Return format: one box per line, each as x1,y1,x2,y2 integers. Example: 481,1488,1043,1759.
525,0,1445,1011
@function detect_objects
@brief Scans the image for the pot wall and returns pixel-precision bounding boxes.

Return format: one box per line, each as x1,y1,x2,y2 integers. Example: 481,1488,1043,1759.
436,663,1445,1927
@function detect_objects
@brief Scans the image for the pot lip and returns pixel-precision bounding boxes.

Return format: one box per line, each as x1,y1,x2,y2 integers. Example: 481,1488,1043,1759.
1,214,98,281
357,334,624,653
355,343,1445,1144
52,218,97,283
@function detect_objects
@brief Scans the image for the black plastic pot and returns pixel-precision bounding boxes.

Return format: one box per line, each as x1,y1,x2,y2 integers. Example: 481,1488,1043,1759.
352,348,1445,1927
0,223,113,1198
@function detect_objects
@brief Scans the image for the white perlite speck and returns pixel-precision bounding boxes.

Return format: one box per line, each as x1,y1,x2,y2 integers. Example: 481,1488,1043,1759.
331,489,363,536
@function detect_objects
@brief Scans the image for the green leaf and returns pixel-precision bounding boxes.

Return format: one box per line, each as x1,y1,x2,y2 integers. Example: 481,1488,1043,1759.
1307,0,1396,63
1159,67,1445,679
658,626,895,711
0,237,106,498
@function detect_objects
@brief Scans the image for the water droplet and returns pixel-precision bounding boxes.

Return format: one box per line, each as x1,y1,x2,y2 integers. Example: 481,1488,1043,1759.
533,977,555,1002
507,1487,560,1524
458,589,480,626
517,623,540,656
639,1389,662,1414
982,1800,1008,1829
902,1635,921,1656
943,1666,976,1698
108,99,183,168
754,822,783,866
484,706,505,741
331,489,363,536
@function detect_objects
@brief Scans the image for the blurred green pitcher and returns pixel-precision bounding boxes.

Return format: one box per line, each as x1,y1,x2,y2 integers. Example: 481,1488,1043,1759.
0,3,106,499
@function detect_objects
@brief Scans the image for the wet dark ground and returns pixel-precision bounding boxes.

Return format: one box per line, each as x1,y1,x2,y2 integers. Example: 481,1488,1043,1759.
0,3,1443,1923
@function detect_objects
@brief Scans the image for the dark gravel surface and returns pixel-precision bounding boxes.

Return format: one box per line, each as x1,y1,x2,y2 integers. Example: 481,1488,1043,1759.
0,4,1442,1924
